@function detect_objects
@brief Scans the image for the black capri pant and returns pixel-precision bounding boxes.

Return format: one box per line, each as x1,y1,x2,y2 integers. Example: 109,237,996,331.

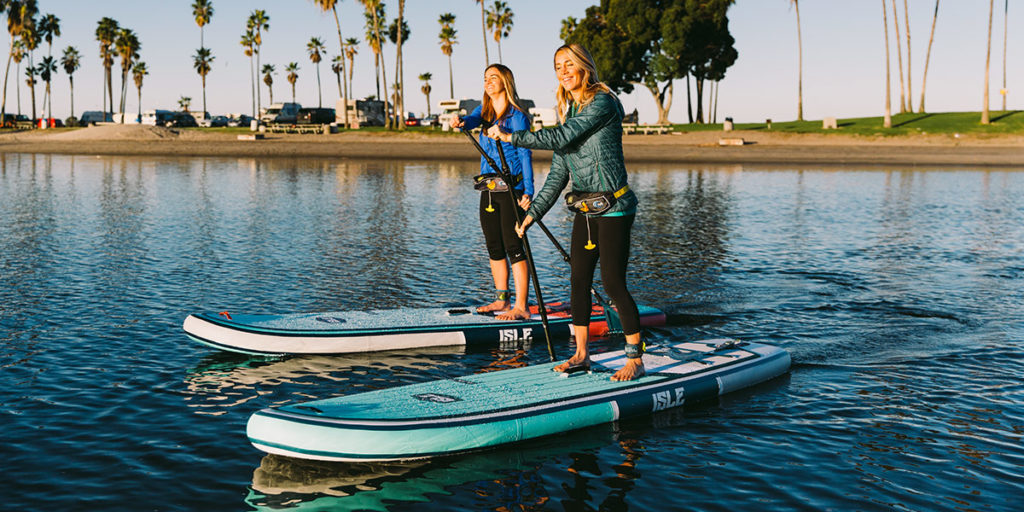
569,213,641,336
479,191,527,264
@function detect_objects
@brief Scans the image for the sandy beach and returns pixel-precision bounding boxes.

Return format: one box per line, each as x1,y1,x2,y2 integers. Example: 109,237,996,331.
1,124,1021,167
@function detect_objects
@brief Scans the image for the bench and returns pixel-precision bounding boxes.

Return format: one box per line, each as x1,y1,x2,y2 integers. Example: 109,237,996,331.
264,123,330,134
622,123,672,135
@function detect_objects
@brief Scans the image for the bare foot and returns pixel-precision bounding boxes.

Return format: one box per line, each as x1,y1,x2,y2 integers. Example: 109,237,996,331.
553,354,591,373
611,359,645,381
476,300,510,314
496,306,530,321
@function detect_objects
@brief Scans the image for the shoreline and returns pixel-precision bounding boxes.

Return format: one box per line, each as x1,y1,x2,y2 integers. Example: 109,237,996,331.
2,125,1022,167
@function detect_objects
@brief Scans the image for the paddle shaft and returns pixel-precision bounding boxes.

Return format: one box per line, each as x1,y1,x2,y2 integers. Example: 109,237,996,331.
462,128,555,361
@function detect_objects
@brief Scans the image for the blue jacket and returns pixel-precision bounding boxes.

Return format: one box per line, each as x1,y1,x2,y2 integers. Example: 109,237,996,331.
462,105,535,197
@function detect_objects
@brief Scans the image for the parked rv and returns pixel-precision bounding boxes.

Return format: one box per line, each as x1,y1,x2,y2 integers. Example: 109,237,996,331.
80,111,113,125
142,109,175,126
438,99,481,131
296,107,335,125
262,103,301,124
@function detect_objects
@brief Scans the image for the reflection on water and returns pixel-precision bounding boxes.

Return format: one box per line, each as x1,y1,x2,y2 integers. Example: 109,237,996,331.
1,154,1022,511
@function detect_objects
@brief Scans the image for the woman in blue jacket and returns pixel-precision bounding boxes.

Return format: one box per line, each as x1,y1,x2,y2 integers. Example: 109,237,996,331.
487,45,644,381
451,64,535,320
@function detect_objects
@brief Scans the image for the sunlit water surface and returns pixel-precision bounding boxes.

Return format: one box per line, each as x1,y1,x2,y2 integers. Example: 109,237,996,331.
1,154,1021,511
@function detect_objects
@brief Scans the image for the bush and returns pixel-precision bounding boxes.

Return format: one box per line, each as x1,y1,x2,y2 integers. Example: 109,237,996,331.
65,116,79,127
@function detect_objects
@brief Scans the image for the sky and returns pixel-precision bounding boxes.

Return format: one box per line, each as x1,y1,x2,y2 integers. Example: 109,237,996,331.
8,0,1022,124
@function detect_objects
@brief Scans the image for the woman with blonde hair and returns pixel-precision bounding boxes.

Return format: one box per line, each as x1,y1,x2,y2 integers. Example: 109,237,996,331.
487,44,644,381
451,64,535,320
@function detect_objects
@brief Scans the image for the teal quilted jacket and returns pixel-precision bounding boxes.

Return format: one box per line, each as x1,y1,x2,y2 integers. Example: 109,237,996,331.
511,92,638,220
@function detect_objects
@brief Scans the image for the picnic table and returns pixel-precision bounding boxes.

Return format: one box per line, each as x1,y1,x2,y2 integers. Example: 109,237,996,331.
622,123,672,135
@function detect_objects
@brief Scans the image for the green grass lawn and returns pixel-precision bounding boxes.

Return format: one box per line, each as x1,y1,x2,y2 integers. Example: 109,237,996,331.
672,111,1024,136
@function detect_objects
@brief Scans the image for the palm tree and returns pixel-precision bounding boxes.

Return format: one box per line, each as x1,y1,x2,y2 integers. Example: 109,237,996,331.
240,30,255,117
419,72,432,116
313,0,350,127
307,37,325,108
24,65,36,121
474,0,489,65
789,0,803,121
331,55,343,97
193,47,214,116
178,95,191,112
286,62,299,103
60,45,78,119
114,28,140,123
344,37,358,98
37,12,57,117
902,0,912,113
22,18,40,122
918,0,940,112
890,0,906,113
36,55,54,122
389,0,408,130
882,0,892,128
262,63,275,105
485,1,513,64
95,17,119,119
438,13,457,99
12,39,25,116
248,10,269,117
192,0,213,48
982,0,994,124
3,0,39,125
1001,0,1008,111
132,61,147,122
362,0,391,128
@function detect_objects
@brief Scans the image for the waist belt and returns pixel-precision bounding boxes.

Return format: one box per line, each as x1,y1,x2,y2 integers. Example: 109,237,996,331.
564,185,629,215
473,172,521,193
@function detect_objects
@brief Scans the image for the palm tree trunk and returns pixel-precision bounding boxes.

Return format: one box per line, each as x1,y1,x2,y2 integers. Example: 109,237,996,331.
497,40,503,65
1001,0,1008,111
316,63,322,108
982,0,994,124
291,81,296,103
447,55,454,99
480,2,489,65
903,0,912,113
335,71,342,97
396,0,405,131
46,80,51,122
695,78,704,123
249,55,255,118
1,41,13,124
120,69,128,123
712,81,719,124
137,83,141,122
686,72,693,124
795,0,804,121
69,75,75,119
106,64,114,119
919,0,940,113
374,52,380,99
331,6,350,129
255,41,262,117
202,75,207,115
269,82,273,105
883,0,893,128
890,0,906,114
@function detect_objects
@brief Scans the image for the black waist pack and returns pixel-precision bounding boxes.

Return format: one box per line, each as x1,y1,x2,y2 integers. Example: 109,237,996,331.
474,173,520,192
565,185,630,215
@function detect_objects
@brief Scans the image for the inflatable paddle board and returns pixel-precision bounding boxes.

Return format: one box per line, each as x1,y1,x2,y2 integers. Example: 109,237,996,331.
183,302,666,356
247,338,790,462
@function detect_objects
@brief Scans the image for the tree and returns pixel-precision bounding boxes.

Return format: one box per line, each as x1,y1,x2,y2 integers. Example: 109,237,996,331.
178,95,191,112
918,0,940,112
313,0,350,127
1001,0,1008,111
240,29,256,116
474,0,489,65
362,0,391,128
23,65,35,120
903,0,912,113
95,17,119,119
419,72,432,116
307,36,325,108
982,0,994,124
22,17,40,121
286,61,299,103
890,0,906,113
12,39,25,116
789,0,803,121
331,55,344,97
37,12,57,117
193,47,214,115
262,63,275,105
192,0,213,48
132,61,147,123
36,55,54,121
485,1,513,64
344,37,358,98
388,1,408,129
60,45,79,119
114,28,140,122
882,0,893,128
248,10,269,117
3,0,40,124
438,13,457,99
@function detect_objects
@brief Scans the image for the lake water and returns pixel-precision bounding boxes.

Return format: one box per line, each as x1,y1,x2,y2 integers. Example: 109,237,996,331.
1,153,1021,511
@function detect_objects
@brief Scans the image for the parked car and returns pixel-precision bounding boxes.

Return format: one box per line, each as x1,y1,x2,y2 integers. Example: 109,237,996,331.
404,115,420,127
170,112,198,128
210,115,229,128
296,107,336,125
80,111,113,125
2,114,30,128
227,114,254,127
38,118,64,128
262,102,301,124
142,109,175,126
420,114,439,127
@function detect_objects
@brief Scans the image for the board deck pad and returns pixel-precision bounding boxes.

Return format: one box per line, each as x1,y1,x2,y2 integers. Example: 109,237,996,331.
247,339,791,461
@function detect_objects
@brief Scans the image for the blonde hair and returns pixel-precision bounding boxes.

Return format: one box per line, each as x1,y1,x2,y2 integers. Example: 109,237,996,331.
480,64,530,125
553,44,611,123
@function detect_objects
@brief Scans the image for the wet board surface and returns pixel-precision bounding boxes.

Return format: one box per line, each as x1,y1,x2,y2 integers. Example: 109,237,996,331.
183,302,666,355
247,339,791,461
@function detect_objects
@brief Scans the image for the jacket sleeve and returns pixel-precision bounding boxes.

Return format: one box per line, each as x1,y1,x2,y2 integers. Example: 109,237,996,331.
511,94,616,151
506,110,534,197
461,105,484,131
526,153,569,221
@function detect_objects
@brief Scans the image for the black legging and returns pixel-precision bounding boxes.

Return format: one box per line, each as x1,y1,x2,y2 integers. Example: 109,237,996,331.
569,213,641,335
479,191,527,264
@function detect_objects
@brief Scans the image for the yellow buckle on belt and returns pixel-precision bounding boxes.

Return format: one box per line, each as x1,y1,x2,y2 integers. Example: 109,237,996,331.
613,185,629,199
